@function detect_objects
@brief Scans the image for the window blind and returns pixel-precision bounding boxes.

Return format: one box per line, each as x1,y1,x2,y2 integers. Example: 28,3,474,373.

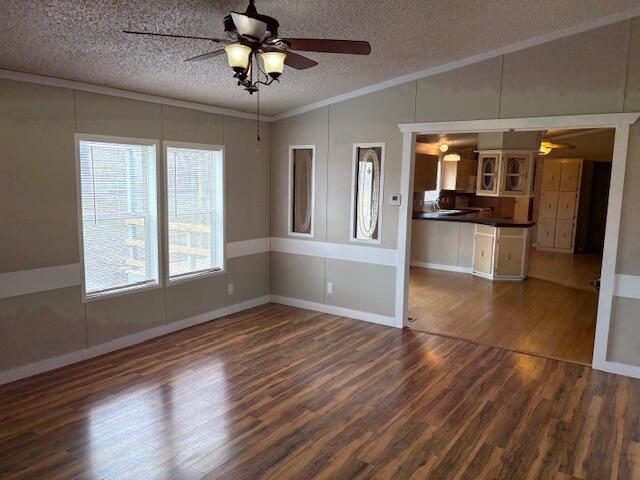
78,140,159,297
166,146,224,279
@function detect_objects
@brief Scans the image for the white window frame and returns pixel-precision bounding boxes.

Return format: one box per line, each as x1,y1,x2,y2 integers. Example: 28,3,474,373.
74,133,162,302
287,145,316,238
350,142,386,245
163,141,226,285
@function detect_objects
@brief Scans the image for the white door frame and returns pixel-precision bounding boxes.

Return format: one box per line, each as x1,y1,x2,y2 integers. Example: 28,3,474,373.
396,113,639,377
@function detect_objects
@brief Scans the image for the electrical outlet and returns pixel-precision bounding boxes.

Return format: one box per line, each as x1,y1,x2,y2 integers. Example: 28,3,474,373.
227,282,234,295
326,282,334,295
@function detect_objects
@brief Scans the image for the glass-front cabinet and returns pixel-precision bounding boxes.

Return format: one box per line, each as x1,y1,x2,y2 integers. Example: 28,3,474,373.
477,153,499,195
476,150,535,197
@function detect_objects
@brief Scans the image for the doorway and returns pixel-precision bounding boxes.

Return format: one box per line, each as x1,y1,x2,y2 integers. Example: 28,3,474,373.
395,114,639,373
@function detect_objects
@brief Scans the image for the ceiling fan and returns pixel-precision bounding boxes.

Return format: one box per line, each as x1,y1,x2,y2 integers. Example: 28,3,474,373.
123,0,371,95
538,140,575,155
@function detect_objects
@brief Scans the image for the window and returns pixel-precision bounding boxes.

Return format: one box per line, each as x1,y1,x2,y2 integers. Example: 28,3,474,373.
351,144,385,243
288,145,315,237
165,143,224,282
76,136,159,300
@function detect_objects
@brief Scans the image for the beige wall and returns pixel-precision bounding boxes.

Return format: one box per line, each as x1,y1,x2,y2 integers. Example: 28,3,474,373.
270,18,640,366
0,79,271,371
3,16,640,375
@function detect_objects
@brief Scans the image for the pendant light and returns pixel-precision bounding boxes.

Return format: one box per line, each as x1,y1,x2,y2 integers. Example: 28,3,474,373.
443,139,461,161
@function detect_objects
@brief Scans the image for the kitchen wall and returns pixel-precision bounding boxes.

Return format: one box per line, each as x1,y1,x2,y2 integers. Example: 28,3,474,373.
269,19,640,368
0,79,271,376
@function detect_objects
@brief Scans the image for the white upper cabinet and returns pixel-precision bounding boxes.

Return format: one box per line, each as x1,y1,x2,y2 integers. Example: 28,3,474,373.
476,150,535,197
477,153,499,195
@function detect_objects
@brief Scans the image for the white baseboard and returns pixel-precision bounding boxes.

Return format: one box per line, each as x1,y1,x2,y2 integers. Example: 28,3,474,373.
594,359,640,379
410,261,473,274
270,295,396,327
0,295,271,385
1,294,395,384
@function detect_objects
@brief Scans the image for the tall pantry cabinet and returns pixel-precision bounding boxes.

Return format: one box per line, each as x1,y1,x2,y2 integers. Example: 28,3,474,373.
536,158,583,253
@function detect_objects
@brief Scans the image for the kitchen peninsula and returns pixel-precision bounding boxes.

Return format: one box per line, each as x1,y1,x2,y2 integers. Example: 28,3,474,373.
412,209,535,280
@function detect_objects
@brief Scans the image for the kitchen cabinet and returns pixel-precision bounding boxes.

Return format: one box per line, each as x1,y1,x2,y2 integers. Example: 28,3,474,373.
472,225,531,280
536,158,583,253
537,220,556,248
477,153,499,195
476,150,536,197
441,158,477,192
539,191,559,219
414,153,438,191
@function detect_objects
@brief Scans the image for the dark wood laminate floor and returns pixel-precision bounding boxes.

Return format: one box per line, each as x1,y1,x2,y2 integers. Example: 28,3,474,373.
1,303,639,479
409,266,597,365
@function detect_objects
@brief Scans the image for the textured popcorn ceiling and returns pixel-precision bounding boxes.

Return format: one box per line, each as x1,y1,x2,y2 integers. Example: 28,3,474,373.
1,0,639,116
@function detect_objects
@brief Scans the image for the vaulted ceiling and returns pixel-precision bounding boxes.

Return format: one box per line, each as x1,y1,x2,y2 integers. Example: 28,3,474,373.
1,0,639,116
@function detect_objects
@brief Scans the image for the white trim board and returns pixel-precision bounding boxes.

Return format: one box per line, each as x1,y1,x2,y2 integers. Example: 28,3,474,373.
0,264,81,299
270,237,398,267
272,7,640,121
0,237,272,300
270,295,395,327
396,112,640,378
614,274,640,300
1,236,398,299
410,261,473,274
227,237,271,258
0,69,269,121
0,295,270,385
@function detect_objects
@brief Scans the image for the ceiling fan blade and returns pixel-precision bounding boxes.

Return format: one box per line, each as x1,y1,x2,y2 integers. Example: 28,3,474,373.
230,12,267,40
284,51,318,70
123,30,224,43
284,38,371,55
184,49,226,62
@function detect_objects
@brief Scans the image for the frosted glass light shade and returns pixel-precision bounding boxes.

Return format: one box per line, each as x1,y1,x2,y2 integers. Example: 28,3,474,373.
261,51,286,78
225,44,251,72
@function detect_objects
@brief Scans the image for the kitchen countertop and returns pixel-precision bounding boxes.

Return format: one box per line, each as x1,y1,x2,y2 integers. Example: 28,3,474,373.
413,210,536,228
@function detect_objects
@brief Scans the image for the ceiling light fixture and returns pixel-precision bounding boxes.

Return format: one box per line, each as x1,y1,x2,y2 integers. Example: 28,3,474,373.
443,139,460,161
439,143,449,153
538,140,574,156
124,0,372,140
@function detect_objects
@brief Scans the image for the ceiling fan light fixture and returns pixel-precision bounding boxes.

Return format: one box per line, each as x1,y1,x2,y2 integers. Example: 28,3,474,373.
539,142,553,155
225,43,252,72
261,51,287,78
444,152,461,162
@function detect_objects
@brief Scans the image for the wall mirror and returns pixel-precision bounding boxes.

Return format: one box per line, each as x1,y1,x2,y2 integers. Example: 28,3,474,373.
289,146,315,236
352,144,385,242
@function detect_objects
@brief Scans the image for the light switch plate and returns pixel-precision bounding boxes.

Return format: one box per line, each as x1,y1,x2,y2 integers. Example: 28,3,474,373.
389,194,401,206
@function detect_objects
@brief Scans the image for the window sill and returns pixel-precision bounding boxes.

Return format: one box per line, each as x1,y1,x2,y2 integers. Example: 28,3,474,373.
83,281,161,303
167,268,225,286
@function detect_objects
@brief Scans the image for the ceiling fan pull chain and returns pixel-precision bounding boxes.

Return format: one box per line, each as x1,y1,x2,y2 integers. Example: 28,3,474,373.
257,85,261,143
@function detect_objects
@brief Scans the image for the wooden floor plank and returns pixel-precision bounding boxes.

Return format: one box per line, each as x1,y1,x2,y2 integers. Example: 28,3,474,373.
0,303,638,479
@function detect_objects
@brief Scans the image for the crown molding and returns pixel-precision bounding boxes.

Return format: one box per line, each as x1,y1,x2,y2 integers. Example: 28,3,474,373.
271,7,640,121
2,6,639,123
0,69,274,122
